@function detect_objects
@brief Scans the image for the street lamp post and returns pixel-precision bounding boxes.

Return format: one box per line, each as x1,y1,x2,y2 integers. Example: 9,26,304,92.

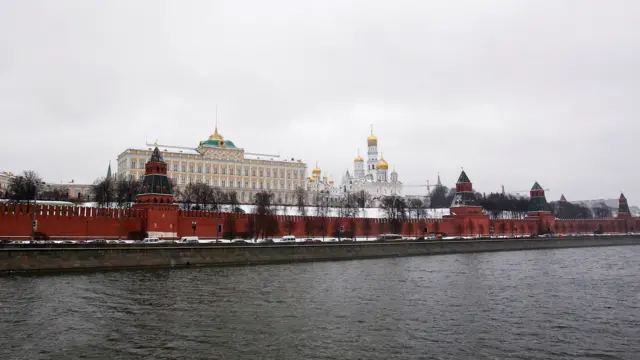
191,221,197,237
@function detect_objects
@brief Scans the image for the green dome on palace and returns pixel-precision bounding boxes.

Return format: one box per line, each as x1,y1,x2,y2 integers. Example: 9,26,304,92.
200,126,237,148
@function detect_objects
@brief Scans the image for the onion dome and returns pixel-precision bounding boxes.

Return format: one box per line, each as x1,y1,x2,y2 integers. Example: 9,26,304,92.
376,156,389,170
312,167,321,177
354,155,364,162
367,125,378,146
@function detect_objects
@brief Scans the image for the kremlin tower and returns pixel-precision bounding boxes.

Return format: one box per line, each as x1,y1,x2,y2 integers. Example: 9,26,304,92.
449,170,483,215
617,192,631,219
527,182,551,216
133,147,179,238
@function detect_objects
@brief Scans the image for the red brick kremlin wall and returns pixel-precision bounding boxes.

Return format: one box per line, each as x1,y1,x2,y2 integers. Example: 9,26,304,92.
1,203,639,239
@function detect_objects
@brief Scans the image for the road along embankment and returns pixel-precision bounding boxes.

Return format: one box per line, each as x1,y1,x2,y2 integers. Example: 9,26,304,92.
2,236,640,274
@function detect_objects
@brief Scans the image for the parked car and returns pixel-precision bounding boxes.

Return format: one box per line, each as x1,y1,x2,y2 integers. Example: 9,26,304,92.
142,237,160,244
179,236,199,244
280,235,296,243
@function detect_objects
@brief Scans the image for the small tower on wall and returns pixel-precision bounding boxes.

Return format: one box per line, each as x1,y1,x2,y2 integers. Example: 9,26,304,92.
448,170,489,235
133,147,179,239
527,181,554,234
450,170,483,215
527,182,552,216
617,192,632,219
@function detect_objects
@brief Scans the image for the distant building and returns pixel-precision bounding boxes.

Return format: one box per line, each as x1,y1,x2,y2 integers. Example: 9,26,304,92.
339,127,403,199
0,171,15,197
116,125,308,204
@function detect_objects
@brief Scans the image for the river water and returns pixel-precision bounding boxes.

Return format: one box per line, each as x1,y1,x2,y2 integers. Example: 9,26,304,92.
1,246,639,360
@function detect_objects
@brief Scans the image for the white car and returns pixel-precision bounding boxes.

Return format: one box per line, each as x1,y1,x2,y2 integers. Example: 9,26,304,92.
142,237,160,244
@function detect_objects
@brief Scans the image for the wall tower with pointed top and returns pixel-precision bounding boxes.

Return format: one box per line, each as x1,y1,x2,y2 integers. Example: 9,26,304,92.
617,192,631,219
448,170,489,235
133,147,179,238
527,181,555,234
527,182,551,215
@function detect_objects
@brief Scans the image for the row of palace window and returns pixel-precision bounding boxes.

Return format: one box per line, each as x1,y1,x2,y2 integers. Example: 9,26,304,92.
130,159,302,179
169,175,298,190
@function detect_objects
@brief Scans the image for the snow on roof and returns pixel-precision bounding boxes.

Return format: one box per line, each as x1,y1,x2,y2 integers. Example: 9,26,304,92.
243,153,303,164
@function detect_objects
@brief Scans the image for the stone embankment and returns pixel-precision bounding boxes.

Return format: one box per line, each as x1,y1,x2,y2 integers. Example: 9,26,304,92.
2,236,640,274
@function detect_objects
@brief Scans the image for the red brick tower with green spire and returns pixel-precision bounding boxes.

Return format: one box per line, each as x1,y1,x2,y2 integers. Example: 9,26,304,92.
448,169,489,235
617,192,631,219
526,181,554,234
133,147,179,238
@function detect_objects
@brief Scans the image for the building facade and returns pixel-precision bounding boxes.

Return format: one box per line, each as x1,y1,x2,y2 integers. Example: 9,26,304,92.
0,171,14,197
117,126,308,205
340,127,403,200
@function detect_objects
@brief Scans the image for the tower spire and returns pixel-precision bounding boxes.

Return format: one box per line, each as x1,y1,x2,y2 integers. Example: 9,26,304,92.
107,161,112,179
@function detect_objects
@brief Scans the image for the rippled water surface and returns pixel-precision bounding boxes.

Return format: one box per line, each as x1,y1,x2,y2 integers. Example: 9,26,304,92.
1,246,640,360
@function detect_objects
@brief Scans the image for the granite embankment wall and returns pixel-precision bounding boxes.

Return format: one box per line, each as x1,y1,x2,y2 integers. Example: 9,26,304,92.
2,236,639,274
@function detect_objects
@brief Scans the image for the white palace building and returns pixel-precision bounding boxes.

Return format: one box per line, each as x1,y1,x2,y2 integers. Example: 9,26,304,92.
117,126,307,204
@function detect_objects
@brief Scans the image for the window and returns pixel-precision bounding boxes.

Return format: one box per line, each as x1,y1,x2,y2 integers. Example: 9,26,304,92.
205,178,210,185
241,193,245,201
221,180,226,187
189,164,194,173
222,167,226,175
244,168,249,176
189,176,193,184
214,166,218,174
266,169,270,177
197,165,202,173
197,176,202,183
173,163,178,172
229,180,234,187
205,165,210,174
260,181,264,189
287,171,290,179
131,160,136,169
252,169,256,176
280,170,285,178
245,181,249,188
259,169,263,177
280,181,285,189
252,182,256,189
139,160,145,169
181,163,186,172
267,182,271,190
230,167,234,175
293,170,298,178
181,176,185,184
214,179,218,186
139,174,144,180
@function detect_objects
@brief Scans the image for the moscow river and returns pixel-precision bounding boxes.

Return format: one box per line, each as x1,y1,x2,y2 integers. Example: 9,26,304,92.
1,246,639,360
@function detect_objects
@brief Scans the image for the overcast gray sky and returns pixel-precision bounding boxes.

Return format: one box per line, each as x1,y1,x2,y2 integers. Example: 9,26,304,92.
1,1,639,202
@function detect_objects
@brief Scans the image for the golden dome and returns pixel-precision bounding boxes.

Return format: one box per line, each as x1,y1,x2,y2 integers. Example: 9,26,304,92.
367,125,377,146
329,179,334,185
376,157,389,170
209,126,224,141
354,155,364,162
312,167,321,177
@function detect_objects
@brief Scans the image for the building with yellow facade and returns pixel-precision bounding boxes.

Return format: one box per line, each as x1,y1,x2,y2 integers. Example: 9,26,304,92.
116,126,307,204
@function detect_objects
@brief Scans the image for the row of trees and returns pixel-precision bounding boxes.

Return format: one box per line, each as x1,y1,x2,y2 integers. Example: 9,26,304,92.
0,171,619,222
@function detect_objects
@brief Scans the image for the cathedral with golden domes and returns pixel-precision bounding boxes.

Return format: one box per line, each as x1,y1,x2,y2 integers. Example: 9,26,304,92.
340,126,402,199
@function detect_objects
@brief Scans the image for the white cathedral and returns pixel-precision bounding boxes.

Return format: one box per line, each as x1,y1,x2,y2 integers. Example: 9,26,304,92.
306,127,403,202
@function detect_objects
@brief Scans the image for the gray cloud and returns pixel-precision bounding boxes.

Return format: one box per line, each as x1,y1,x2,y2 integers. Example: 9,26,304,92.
1,0,639,202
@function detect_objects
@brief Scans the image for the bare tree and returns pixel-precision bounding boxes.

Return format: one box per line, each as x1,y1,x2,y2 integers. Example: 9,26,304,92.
7,170,43,202
115,178,142,208
92,176,116,207
379,195,407,233
295,187,307,216
407,198,427,219
254,191,277,238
